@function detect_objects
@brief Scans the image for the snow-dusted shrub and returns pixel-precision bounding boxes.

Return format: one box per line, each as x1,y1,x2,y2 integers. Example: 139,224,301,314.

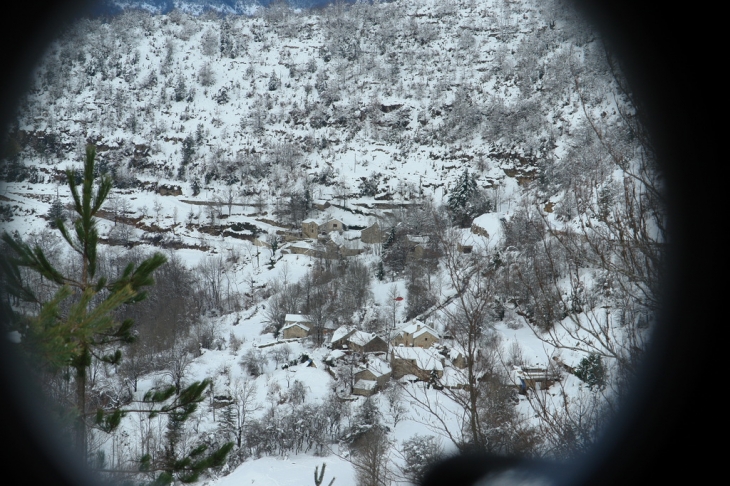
399,435,444,486
240,348,265,377
200,28,218,57
198,62,216,87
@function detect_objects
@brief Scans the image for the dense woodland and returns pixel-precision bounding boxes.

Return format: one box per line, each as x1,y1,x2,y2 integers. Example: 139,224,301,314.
0,1,663,485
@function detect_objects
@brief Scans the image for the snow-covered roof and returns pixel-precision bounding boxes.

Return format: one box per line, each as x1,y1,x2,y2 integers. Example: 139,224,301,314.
363,356,391,377
353,379,377,390
391,347,444,371
511,366,558,381
440,367,468,387
331,326,355,344
282,322,310,332
342,230,361,240
327,349,347,361
400,321,440,339
285,314,312,323
329,232,345,246
302,218,319,224
348,330,378,347
448,346,465,361
407,235,430,245
413,326,439,339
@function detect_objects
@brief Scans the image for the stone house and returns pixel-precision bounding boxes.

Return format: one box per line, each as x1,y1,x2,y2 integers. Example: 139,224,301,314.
312,200,331,211
511,366,560,393
323,218,345,233
281,322,310,339
449,347,467,369
302,219,319,238
353,379,378,397
330,326,356,349
346,331,388,354
392,321,440,349
361,222,385,244
391,346,444,380
330,327,388,353
281,314,312,339
406,235,430,261
354,357,392,389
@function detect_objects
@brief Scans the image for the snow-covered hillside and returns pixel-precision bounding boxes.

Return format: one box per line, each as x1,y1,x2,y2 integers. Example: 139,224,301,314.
0,0,662,484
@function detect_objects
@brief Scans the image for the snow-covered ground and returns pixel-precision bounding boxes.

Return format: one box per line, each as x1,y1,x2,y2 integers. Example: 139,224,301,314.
0,0,657,484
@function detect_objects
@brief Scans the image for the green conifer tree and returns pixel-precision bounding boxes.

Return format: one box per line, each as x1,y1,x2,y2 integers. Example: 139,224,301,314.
447,168,478,227
3,145,167,456
1,145,233,483
47,195,65,228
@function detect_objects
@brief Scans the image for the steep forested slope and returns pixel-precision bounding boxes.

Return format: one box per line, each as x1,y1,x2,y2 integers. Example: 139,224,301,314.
0,1,663,484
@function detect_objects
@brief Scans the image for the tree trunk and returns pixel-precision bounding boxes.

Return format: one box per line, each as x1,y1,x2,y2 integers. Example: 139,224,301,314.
74,358,87,461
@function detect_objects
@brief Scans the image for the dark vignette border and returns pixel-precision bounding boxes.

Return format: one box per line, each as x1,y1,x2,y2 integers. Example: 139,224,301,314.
0,1,713,484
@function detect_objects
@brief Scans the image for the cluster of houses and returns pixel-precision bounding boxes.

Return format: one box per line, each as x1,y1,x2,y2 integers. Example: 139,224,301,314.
286,212,506,260
279,310,561,397
281,313,471,397
254,216,439,261
270,211,530,397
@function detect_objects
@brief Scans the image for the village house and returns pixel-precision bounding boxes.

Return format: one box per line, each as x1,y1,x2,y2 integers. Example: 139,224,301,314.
281,322,310,339
330,326,356,349
301,218,346,238
301,219,319,239
329,230,365,257
352,379,378,397
353,356,392,389
391,346,444,380
406,235,430,260
511,366,561,394
392,321,440,349
360,222,385,244
346,331,389,354
329,326,388,353
323,218,345,233
311,200,330,211
281,314,312,339
448,346,467,369
288,238,343,260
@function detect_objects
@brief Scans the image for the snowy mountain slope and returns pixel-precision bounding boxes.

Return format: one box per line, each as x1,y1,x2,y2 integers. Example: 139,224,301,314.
0,0,660,484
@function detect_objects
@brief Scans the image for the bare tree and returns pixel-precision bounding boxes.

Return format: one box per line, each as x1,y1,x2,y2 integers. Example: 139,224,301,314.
386,284,401,331
164,339,193,394
402,227,537,454
228,378,261,449
196,256,228,312
153,197,163,224
271,343,292,368
225,186,235,216
107,193,121,225
350,427,392,486
524,374,608,459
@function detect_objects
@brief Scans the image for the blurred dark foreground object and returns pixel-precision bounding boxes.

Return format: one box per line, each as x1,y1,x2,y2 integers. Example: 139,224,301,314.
0,1,714,485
